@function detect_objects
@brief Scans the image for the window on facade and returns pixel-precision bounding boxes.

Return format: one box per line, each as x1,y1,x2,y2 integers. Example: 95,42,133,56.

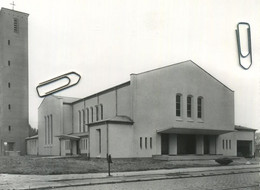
86,108,89,124
100,104,103,120
145,137,147,149
8,104,11,110
8,40,10,45
229,140,231,149
8,126,11,132
8,82,10,88
50,115,53,144
45,116,47,144
8,60,10,66
90,107,93,123
226,140,228,149
140,137,142,149
197,97,203,119
14,18,19,33
96,106,99,121
78,111,81,132
222,139,225,149
82,109,85,132
47,116,50,144
176,94,182,117
65,140,71,150
150,137,152,149
187,96,192,118
97,129,101,154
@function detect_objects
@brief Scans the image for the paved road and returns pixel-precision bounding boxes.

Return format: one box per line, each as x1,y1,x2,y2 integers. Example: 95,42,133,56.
56,172,260,190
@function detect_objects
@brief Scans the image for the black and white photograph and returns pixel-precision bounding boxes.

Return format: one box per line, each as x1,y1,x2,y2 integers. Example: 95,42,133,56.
0,0,259,189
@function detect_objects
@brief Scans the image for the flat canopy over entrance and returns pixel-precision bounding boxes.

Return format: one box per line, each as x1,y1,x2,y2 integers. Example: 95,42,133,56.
56,134,80,140
157,127,234,135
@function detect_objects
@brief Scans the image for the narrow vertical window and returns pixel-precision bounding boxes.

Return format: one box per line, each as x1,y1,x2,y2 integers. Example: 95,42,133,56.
78,111,81,132
82,109,85,132
8,82,11,88
8,40,10,45
222,139,225,149
8,104,11,110
187,96,192,118
100,104,103,120
229,140,231,149
150,137,152,149
96,106,99,121
97,129,101,154
50,115,53,144
90,107,93,123
176,94,182,117
226,140,228,149
145,137,147,149
86,108,89,124
47,116,50,144
8,60,10,66
197,97,203,119
8,126,11,132
140,137,142,149
14,18,19,33
45,116,47,144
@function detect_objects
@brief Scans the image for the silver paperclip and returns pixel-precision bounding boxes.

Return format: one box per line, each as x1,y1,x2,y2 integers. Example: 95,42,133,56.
236,22,252,70
36,72,81,98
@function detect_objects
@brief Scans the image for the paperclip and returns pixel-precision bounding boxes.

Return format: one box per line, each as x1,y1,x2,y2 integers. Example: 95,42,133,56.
235,22,252,70
36,72,81,98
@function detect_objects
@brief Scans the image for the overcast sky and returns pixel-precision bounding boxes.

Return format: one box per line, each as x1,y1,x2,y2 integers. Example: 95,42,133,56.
0,0,259,130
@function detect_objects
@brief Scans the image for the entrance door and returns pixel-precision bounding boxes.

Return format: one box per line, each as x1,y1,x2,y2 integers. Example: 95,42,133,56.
161,134,169,155
177,135,196,154
204,135,210,154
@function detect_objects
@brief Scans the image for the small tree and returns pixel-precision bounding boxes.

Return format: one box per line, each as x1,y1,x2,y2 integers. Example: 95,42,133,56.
29,125,38,137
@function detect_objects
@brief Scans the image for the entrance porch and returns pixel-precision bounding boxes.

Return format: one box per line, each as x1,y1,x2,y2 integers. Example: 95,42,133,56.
158,127,233,156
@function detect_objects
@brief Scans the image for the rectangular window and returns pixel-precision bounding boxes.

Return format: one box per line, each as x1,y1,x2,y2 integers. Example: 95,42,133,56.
48,116,50,144
8,40,10,45
229,140,231,149
8,104,11,110
145,137,147,149
50,115,53,144
8,83,11,88
14,18,19,33
100,104,103,120
222,139,225,149
140,137,142,149
187,96,192,118
197,97,202,118
82,110,85,132
226,140,228,149
96,106,99,121
176,94,181,117
86,108,89,124
97,129,101,154
150,137,152,149
45,117,47,144
8,60,10,66
79,111,81,132
8,126,11,132
91,107,93,123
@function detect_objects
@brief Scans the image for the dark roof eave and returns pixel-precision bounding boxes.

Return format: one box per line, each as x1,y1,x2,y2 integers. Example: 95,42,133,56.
88,120,134,127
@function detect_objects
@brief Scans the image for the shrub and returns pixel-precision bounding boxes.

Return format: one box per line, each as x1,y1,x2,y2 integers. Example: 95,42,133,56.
215,157,233,165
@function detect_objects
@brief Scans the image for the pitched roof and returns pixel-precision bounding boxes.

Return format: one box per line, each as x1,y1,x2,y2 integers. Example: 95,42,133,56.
235,125,257,131
132,60,233,92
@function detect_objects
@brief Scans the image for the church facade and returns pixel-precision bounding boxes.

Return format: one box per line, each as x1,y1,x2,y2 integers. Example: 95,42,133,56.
37,60,256,158
0,8,29,156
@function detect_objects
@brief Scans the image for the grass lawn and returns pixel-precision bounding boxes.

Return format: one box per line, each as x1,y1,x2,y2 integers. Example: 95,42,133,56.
0,155,256,175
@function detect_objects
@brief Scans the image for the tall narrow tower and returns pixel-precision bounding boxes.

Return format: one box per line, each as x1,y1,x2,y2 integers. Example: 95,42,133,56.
0,8,29,155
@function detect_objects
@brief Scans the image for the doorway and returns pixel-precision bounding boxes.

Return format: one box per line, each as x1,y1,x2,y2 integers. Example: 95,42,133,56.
161,134,169,155
177,135,196,154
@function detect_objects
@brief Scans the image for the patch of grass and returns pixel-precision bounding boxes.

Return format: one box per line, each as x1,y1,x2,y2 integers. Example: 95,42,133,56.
0,155,243,175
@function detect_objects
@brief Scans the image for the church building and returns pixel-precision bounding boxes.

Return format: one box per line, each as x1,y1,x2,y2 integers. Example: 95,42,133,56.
0,8,29,156
37,60,256,158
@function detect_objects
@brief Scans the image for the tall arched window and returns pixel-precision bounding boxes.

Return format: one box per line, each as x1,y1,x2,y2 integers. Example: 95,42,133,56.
78,111,81,132
176,94,182,117
86,108,89,124
100,104,103,120
197,97,203,119
90,107,93,122
95,105,99,121
82,109,85,132
187,95,192,118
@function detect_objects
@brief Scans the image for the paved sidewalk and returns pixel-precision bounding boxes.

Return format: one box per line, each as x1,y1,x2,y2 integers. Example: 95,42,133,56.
0,164,260,190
